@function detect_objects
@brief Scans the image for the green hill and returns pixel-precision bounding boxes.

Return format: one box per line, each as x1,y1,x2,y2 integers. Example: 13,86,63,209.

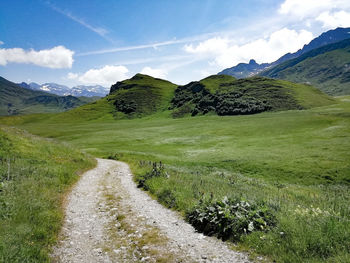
261,38,350,95
54,74,334,121
0,76,97,116
56,73,177,121
109,73,177,116
170,75,335,117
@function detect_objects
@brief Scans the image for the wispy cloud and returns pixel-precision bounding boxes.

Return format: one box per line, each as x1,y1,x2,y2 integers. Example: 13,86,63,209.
108,54,193,66
75,15,287,58
76,40,183,56
46,2,114,43
76,31,223,56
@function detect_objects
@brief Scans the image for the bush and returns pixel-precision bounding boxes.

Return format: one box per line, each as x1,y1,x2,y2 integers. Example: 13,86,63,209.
186,196,276,241
215,93,270,115
114,98,137,114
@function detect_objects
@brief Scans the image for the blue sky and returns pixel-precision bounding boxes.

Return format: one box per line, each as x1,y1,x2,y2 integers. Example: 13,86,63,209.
1,0,350,87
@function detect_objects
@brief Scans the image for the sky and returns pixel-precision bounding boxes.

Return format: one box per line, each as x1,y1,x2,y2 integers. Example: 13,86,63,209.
1,0,350,87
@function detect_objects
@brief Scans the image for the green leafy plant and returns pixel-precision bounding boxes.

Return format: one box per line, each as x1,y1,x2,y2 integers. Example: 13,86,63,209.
186,196,276,241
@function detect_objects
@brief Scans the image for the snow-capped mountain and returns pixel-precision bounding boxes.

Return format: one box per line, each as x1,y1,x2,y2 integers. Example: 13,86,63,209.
70,85,109,97
18,82,108,97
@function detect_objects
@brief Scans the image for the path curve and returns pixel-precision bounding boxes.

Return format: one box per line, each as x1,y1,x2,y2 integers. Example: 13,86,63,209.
52,158,250,263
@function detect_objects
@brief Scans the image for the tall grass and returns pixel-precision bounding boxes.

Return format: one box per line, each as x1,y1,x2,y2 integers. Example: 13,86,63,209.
0,127,95,262
129,160,350,262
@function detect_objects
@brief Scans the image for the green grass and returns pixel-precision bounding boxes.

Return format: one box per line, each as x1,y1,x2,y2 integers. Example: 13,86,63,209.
1,96,349,262
199,74,237,93
0,126,95,262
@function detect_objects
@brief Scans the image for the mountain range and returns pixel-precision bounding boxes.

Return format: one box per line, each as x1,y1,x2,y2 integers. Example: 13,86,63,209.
18,82,108,97
218,27,350,80
261,38,350,95
0,77,97,115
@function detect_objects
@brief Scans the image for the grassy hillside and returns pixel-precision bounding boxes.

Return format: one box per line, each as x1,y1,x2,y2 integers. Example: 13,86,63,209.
261,38,350,95
0,76,97,116
0,126,95,262
46,74,334,121
171,75,334,117
2,95,349,262
45,74,177,122
109,74,177,117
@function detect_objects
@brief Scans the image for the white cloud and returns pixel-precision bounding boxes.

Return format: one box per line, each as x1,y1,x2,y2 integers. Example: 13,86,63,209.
278,0,350,18
316,11,350,29
140,66,168,79
0,46,74,68
67,72,78,79
78,65,129,86
0,41,3,45
184,28,313,68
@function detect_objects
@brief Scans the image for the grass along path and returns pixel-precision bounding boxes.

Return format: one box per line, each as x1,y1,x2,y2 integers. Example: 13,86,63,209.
0,127,95,262
53,158,250,263
1,97,350,262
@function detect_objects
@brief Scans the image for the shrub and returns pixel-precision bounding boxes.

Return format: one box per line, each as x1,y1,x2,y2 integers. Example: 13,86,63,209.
186,196,276,241
215,93,270,115
114,98,137,114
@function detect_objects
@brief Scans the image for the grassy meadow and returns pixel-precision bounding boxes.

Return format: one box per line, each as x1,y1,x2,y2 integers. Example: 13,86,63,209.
0,126,95,262
1,96,349,262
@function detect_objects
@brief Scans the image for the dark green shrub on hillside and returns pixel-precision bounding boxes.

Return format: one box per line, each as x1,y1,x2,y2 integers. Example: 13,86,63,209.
171,81,271,116
186,196,276,241
215,91,270,115
113,98,137,114
171,82,217,116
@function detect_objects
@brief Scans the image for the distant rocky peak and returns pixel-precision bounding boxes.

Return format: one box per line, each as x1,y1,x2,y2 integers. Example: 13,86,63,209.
249,59,257,65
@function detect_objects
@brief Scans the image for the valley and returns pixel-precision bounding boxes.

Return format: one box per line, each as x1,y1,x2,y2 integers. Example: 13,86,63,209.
1,4,350,262
2,93,349,262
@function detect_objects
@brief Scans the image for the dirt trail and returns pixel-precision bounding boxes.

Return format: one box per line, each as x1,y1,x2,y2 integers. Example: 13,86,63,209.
52,158,250,263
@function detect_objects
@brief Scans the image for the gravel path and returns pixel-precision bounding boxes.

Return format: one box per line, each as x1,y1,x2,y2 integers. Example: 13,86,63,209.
52,158,250,263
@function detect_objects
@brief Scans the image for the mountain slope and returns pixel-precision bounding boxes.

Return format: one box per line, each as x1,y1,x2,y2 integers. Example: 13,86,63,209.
52,74,178,121
109,73,177,116
218,27,350,78
261,38,350,95
0,76,95,115
170,75,335,117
